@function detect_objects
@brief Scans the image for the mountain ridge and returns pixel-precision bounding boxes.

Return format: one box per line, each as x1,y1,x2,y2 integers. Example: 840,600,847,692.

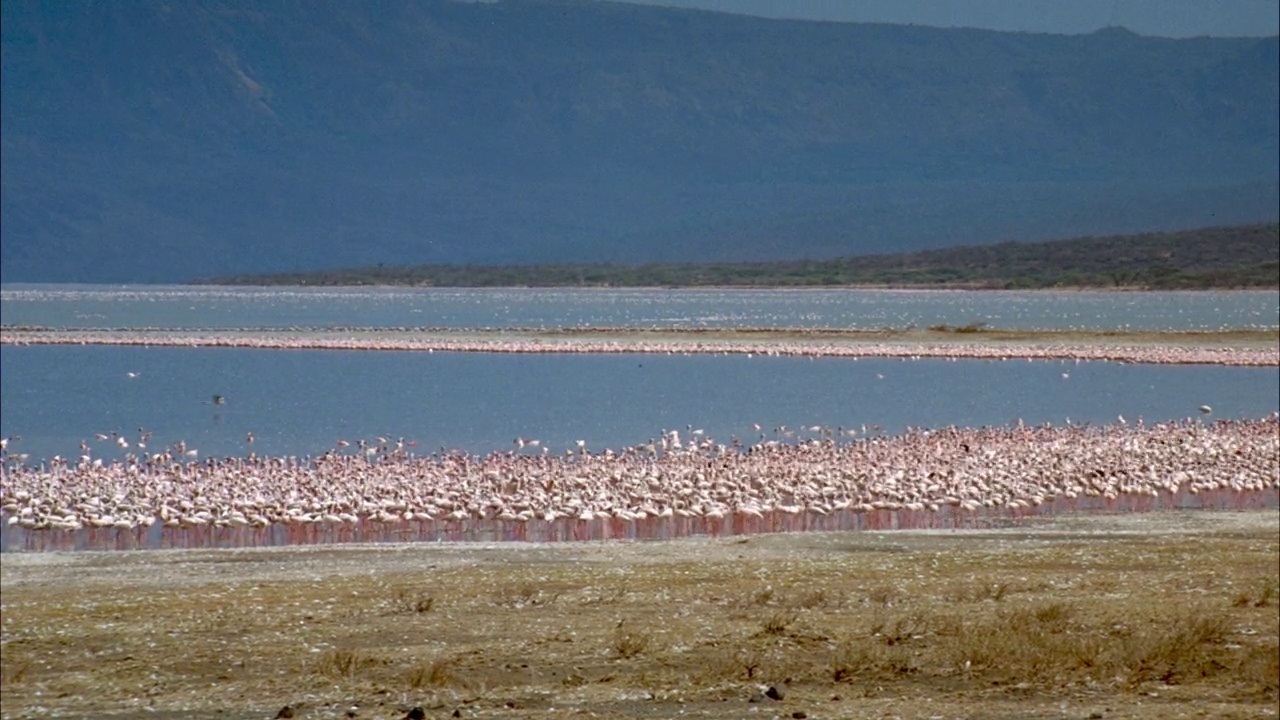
2,0,1276,283
198,222,1280,290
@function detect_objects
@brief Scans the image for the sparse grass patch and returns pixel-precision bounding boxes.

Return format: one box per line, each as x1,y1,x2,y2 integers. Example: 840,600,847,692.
1124,611,1232,686
581,585,629,605
940,602,1252,689
831,640,875,681
749,585,775,606
868,612,933,646
732,647,764,679
759,609,798,636
864,585,900,606
496,580,560,608
390,586,436,614
986,581,1011,601
612,623,651,659
312,649,382,679
1030,601,1074,632
1232,577,1279,608
1,662,30,686
406,657,460,689
947,610,1093,682
832,638,919,681
927,321,990,334
945,580,1018,603
791,586,839,610
1240,642,1280,694
1,511,1275,718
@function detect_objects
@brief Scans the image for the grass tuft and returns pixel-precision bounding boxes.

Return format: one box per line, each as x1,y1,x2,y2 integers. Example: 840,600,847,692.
865,586,899,606
611,623,651,659
750,586,775,606
792,587,839,610
759,610,798,636
1125,612,1232,686
313,649,380,679
1232,578,1278,608
391,587,435,614
870,612,931,646
1240,642,1280,693
497,581,560,608
406,657,459,689
832,639,919,681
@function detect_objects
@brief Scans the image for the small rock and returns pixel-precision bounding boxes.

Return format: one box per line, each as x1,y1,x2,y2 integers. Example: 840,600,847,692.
792,713,807,719
765,686,785,701
274,706,294,719
403,708,426,720
452,710,462,719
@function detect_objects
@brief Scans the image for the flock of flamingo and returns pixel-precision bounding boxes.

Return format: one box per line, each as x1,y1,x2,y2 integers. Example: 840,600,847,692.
3,323,1277,551
1,326,1276,366
2,415,1276,551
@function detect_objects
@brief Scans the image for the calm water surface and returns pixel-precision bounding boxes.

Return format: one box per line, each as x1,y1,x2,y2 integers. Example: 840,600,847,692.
4,286,1276,465
3,285,1277,331
2,344,1275,465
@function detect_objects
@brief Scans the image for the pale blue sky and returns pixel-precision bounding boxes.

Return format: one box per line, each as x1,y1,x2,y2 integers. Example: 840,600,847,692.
616,0,1279,37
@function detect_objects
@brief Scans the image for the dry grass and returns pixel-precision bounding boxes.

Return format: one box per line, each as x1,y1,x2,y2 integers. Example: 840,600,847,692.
0,511,1276,719
611,622,652,659
1233,577,1279,608
405,657,461,690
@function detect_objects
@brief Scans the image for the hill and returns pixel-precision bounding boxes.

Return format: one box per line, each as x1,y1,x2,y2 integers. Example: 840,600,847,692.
2,0,1277,283
200,223,1279,289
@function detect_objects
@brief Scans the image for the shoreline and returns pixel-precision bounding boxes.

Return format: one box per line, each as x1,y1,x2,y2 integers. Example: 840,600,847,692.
6,282,1279,293
4,487,1275,553
3,326,1276,366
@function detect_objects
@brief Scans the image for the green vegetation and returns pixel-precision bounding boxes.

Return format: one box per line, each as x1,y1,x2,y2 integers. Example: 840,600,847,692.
200,223,1279,289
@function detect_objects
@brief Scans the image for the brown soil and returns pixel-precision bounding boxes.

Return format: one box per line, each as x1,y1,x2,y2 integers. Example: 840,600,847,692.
2,510,1277,720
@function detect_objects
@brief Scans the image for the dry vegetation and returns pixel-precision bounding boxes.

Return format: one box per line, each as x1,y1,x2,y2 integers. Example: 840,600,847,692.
1,511,1277,720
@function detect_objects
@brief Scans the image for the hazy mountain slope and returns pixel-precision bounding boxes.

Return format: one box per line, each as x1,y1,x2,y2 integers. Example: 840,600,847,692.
2,0,1276,283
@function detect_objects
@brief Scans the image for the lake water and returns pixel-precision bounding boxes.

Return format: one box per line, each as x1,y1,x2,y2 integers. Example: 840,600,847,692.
1,286,1277,465
2,344,1276,466
2,285,1277,331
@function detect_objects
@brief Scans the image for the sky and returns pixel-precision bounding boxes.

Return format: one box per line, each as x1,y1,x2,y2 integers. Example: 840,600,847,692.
616,0,1280,37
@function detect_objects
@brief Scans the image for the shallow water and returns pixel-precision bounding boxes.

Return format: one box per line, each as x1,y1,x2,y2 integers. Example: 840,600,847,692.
2,344,1275,464
3,285,1276,331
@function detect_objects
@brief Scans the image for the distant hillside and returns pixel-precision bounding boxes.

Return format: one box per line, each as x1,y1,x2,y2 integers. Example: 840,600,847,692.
2,0,1277,283
200,223,1280,289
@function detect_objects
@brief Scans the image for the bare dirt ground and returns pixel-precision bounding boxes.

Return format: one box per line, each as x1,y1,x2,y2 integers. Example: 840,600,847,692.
2,510,1278,720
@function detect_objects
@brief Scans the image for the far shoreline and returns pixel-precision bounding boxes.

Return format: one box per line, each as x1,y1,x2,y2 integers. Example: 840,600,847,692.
4,281,1278,293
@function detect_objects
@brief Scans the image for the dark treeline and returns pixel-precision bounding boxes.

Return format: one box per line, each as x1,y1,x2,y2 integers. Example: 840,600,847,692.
199,223,1279,289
